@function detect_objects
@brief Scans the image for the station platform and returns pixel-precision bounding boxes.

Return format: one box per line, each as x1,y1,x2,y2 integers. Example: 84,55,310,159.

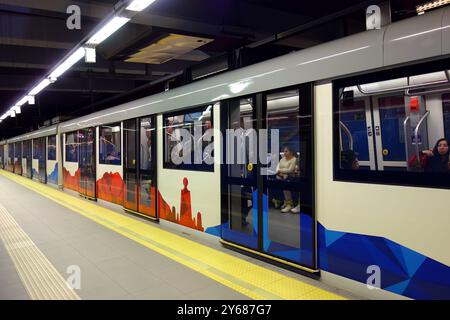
0,170,357,300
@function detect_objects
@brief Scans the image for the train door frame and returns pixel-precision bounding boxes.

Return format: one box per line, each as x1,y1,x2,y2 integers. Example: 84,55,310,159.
220,83,318,274
78,127,97,200
123,116,158,220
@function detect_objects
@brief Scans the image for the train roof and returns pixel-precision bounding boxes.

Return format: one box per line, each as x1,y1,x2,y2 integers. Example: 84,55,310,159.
7,6,450,139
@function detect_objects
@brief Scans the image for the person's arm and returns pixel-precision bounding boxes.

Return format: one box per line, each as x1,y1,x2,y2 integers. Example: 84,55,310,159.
278,158,296,174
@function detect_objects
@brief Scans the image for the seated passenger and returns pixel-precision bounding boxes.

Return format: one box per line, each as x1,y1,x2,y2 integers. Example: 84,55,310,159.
276,145,297,213
422,138,450,173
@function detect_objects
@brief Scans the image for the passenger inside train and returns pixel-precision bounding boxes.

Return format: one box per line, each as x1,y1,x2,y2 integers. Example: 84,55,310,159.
421,138,450,173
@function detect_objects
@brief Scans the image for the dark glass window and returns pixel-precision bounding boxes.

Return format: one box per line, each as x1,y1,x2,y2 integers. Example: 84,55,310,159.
443,93,450,142
65,132,78,163
48,135,57,161
163,105,214,171
99,124,121,165
334,62,450,189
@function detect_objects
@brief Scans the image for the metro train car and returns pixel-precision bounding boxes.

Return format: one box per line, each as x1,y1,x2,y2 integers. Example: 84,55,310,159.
1,7,450,300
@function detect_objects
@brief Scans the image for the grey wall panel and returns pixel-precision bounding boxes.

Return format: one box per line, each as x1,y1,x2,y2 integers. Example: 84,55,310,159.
384,9,443,66
442,7,450,55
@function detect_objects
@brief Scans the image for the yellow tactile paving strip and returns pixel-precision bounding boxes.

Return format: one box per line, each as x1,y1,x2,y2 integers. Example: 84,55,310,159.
0,204,80,300
0,170,345,300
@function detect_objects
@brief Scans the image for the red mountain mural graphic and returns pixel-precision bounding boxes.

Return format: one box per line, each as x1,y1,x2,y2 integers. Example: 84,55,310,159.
97,172,124,205
63,167,80,192
158,177,204,232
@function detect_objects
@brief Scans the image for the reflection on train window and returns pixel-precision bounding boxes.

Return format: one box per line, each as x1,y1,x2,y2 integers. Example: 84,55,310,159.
33,139,40,159
335,67,450,188
443,93,450,142
140,117,153,171
163,105,214,171
265,90,302,250
227,97,255,179
65,132,78,163
48,135,57,161
99,124,121,165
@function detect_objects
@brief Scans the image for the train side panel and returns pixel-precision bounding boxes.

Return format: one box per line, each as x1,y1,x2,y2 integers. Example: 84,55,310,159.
156,106,222,235
315,83,450,299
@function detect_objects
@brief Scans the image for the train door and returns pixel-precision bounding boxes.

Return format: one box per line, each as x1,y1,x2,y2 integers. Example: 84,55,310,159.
14,142,22,175
23,140,32,179
221,85,316,271
79,127,96,200
123,117,157,219
37,137,47,183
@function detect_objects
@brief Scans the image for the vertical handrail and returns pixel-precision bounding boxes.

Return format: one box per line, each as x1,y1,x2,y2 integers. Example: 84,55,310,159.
414,111,430,165
403,116,410,168
339,121,353,151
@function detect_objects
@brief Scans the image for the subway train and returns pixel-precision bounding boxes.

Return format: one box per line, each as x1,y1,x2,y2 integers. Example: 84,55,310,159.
1,7,450,300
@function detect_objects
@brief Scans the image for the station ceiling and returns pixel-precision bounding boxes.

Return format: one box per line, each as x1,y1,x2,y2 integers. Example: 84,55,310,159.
0,0,432,138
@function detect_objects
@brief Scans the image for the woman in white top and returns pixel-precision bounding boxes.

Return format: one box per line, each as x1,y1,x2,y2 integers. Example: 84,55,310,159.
276,146,297,213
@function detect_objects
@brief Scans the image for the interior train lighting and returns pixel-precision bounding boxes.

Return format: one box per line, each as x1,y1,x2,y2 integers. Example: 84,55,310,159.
86,16,130,46
417,0,450,14
49,47,86,79
126,0,157,12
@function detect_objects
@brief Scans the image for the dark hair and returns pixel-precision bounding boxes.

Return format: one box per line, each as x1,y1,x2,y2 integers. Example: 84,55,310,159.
432,138,450,156
282,145,295,154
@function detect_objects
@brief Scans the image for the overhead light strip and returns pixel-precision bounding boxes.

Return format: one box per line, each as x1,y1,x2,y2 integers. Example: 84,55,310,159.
1,0,158,125
416,0,450,14
126,0,157,12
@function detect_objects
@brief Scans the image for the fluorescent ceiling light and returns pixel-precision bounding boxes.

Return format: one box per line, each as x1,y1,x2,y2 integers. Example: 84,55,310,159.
126,0,156,12
416,0,450,14
16,96,29,107
86,16,130,46
10,110,15,118
29,78,51,96
50,47,85,79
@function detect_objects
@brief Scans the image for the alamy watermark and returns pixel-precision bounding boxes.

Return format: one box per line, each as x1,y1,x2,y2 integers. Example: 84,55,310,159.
366,265,381,290
66,265,81,290
66,5,81,30
168,121,281,175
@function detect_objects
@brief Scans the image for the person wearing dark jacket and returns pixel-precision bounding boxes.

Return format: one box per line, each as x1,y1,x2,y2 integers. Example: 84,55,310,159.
422,138,450,173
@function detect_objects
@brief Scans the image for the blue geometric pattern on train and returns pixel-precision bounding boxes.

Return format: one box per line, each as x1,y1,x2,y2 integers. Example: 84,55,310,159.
262,194,314,266
318,224,450,299
47,163,58,185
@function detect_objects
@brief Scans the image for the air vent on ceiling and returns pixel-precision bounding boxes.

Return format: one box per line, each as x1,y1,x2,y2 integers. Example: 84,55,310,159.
125,34,213,64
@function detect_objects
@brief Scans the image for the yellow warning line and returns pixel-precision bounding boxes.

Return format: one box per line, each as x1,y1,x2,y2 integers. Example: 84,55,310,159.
0,203,80,300
0,170,345,300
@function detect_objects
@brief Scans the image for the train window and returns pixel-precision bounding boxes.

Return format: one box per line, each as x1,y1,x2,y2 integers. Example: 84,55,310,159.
334,63,450,189
443,94,450,142
65,132,78,163
99,124,121,165
163,105,214,171
48,135,56,161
